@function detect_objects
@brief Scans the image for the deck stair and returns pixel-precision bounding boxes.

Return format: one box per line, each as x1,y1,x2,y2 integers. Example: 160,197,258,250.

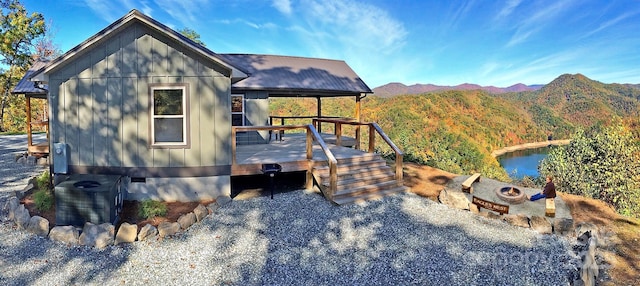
312,152,408,204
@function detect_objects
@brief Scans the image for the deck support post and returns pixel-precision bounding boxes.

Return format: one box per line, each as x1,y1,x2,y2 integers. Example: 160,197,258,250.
26,95,33,155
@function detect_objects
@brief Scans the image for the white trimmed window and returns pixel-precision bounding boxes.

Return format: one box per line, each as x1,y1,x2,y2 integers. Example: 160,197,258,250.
231,94,244,126
150,84,189,147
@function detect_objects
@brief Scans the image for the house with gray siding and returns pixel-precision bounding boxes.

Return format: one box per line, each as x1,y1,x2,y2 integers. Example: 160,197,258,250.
16,9,390,203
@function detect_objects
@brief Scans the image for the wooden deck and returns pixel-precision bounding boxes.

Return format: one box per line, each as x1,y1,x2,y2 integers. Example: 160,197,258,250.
231,133,362,176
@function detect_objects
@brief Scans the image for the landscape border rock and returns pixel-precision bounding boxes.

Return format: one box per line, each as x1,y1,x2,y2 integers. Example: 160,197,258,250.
27,215,50,237
49,225,79,244
529,215,552,234
115,222,138,245
1,193,232,249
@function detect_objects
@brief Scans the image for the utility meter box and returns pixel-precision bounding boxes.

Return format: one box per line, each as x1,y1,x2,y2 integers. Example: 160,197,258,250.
52,143,69,174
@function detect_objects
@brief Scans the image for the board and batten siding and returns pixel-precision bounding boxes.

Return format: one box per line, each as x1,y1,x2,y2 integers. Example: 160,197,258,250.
235,90,270,144
48,22,232,175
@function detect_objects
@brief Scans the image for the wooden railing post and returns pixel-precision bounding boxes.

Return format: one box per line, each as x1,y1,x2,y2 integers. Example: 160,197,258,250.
355,125,361,150
368,124,375,153
306,127,313,190
231,127,237,165
335,121,342,147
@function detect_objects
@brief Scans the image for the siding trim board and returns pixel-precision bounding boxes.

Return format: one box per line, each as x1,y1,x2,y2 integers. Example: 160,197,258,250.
67,165,231,177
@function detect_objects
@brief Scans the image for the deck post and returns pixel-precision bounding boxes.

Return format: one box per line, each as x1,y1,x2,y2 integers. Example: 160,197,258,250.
26,95,33,155
305,127,313,190
396,153,403,186
368,124,375,153
355,95,361,149
335,122,342,146
231,127,237,165
316,96,322,133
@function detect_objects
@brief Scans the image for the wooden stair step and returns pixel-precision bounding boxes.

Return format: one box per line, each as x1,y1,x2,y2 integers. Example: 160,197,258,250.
333,180,400,198
313,165,392,179
313,160,388,173
319,172,396,188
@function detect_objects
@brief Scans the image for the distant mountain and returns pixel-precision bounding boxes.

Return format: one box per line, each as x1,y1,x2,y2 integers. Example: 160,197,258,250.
372,82,542,97
501,73,640,130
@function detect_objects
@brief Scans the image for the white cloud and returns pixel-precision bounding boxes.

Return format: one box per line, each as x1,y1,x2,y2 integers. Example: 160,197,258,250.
495,0,522,20
505,0,576,47
272,0,292,15
155,0,210,27
299,0,407,53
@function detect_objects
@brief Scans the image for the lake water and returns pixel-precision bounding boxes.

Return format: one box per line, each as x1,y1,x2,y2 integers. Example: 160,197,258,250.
498,147,551,179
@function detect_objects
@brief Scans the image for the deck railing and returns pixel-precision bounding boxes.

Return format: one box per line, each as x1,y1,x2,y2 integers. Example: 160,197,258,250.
312,118,404,186
231,124,339,198
269,116,354,136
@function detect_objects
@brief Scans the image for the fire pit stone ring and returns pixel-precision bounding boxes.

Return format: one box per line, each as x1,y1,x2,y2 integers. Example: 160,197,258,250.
495,186,527,204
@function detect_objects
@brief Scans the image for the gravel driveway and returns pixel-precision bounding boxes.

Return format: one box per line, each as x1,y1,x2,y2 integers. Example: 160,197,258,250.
0,135,579,285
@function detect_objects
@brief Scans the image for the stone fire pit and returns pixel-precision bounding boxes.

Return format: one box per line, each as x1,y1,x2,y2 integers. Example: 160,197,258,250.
495,186,527,204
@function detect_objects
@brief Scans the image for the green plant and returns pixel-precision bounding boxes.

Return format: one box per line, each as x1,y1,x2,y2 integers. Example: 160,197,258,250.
539,120,640,217
35,170,51,191
33,189,54,211
139,200,168,219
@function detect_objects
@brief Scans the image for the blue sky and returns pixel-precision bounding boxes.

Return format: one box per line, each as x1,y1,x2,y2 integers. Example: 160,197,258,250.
21,0,640,88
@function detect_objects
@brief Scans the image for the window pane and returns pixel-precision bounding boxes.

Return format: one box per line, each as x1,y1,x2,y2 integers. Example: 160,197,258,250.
154,89,183,115
231,96,243,113
232,114,243,126
154,118,184,142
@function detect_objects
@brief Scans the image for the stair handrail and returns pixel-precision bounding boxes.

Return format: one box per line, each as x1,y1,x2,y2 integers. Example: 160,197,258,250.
305,124,338,198
231,124,338,199
312,118,404,186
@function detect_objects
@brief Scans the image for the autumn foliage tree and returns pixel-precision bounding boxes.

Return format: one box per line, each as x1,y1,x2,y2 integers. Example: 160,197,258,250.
539,120,640,217
0,0,46,131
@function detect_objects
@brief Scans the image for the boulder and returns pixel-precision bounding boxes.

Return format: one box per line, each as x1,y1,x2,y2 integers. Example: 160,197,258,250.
576,222,599,244
5,197,19,220
216,195,232,206
27,216,50,236
14,204,31,230
37,157,48,166
438,189,470,211
26,156,37,165
193,204,208,222
468,203,480,214
178,212,196,230
503,214,530,228
15,182,35,200
553,218,574,236
158,222,180,238
115,222,138,245
207,202,220,214
79,222,115,249
529,216,552,234
486,212,502,220
138,224,158,241
579,234,599,286
49,226,79,245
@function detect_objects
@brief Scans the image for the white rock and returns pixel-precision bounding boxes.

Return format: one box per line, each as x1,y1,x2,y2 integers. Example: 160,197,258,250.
115,222,138,245
27,215,50,236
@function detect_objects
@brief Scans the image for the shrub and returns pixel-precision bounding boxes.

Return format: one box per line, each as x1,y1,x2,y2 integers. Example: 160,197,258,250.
33,189,54,211
539,120,640,217
139,200,168,219
35,170,51,191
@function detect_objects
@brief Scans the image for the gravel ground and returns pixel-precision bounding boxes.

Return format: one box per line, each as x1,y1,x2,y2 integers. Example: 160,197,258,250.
0,135,580,285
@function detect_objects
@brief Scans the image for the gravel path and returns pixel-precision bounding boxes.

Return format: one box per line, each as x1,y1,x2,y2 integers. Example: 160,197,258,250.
0,135,580,285
0,134,46,201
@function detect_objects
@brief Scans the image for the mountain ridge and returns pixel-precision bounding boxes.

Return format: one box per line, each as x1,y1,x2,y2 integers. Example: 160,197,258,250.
372,82,543,97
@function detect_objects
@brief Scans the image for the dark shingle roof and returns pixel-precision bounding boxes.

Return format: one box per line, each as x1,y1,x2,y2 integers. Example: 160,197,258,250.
11,60,49,95
219,54,372,95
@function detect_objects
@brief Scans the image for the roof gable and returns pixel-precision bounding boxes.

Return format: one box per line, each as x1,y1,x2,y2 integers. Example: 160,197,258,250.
33,9,246,81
